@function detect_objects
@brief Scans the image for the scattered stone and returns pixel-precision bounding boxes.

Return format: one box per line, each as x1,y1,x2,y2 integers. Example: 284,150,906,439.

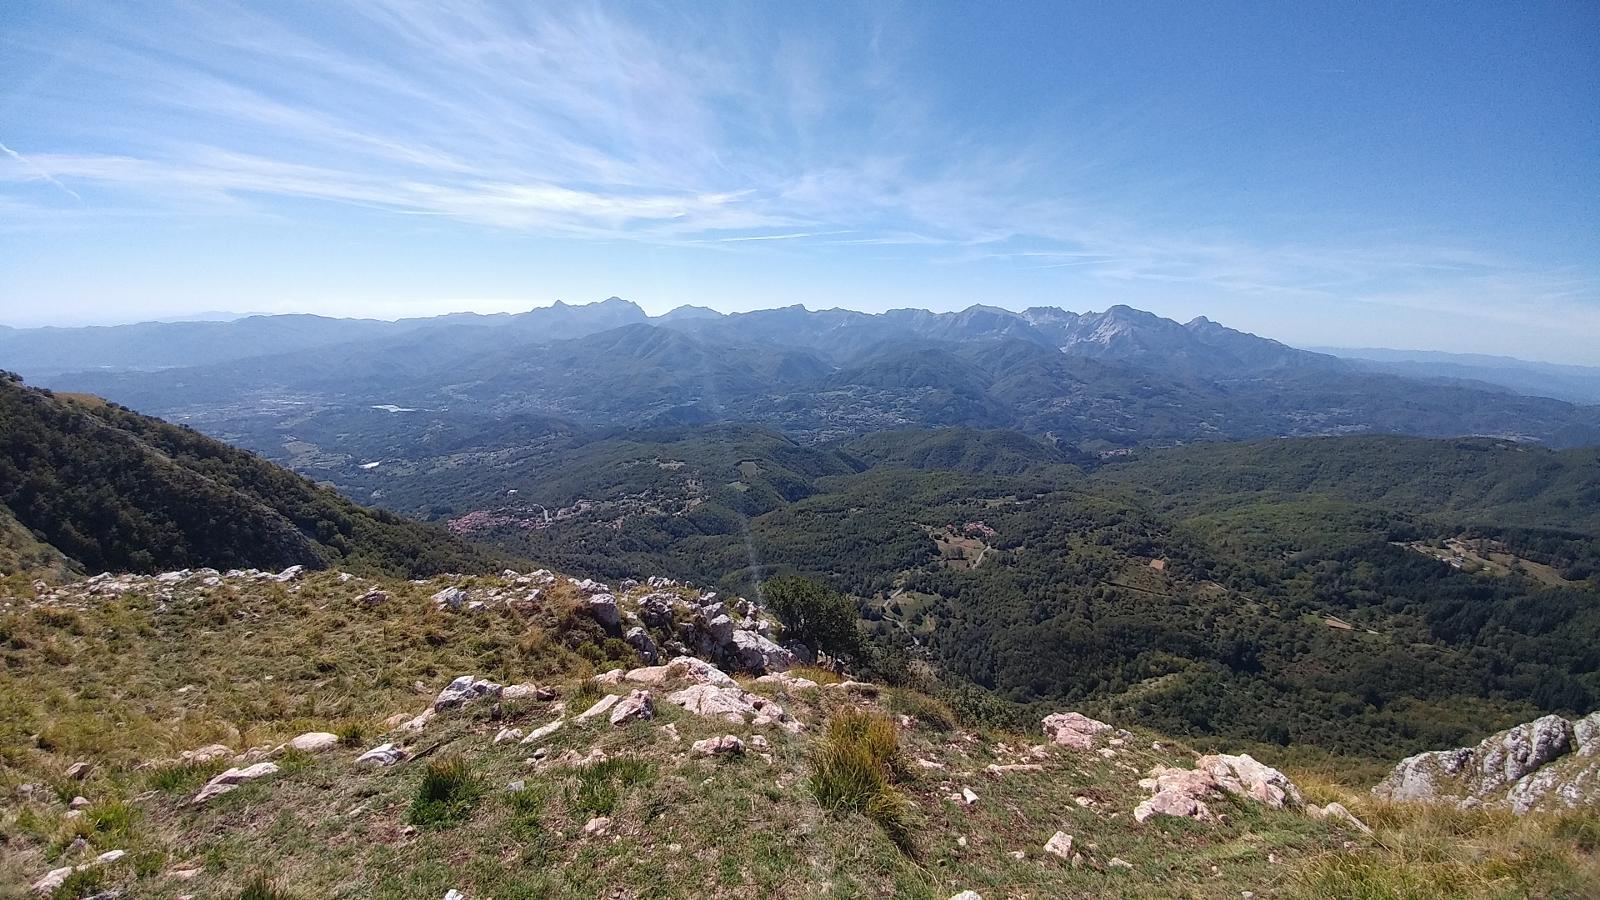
1108,857,1133,870
949,892,983,900
692,735,746,756
181,744,234,764
661,723,681,742
667,655,737,687
433,676,502,711
502,683,556,701
356,588,390,606
493,727,524,744
624,664,673,685
583,816,612,836
1044,831,1074,859
506,780,525,793
985,763,1044,776
961,786,979,806
624,626,658,662
431,587,468,610
444,891,466,900
826,680,880,696
521,720,565,743
65,761,92,780
69,795,91,810
399,709,435,732
592,668,626,687
1308,801,1374,835
1075,796,1095,807
286,732,339,753
1134,788,1212,824
754,672,819,691
190,762,280,805
609,690,655,725
917,758,947,770
95,850,125,865
270,565,304,583
31,867,73,895
666,683,759,723
585,594,621,629
576,694,621,721
356,743,406,766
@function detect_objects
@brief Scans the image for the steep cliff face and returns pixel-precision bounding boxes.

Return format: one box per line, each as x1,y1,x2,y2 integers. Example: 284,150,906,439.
1374,712,1600,812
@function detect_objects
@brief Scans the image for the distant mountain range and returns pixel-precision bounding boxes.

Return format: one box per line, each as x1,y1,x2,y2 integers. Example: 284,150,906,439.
1317,347,1600,405
3,299,1597,456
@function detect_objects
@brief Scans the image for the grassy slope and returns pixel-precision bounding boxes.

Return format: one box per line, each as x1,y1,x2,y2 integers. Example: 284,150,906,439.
2,571,1596,899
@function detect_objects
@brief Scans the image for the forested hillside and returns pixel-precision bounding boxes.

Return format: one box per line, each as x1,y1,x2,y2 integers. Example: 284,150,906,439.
334,424,1600,762
0,373,501,578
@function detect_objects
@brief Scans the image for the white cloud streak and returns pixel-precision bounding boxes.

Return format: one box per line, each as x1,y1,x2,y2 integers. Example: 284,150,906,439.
0,0,1592,323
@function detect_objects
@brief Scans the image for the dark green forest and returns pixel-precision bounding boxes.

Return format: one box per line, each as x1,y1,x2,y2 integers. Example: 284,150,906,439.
377,425,1600,761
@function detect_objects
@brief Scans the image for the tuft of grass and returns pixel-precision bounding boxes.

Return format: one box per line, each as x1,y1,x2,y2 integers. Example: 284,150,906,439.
1288,800,1600,899
148,758,229,794
274,747,313,775
407,757,484,829
886,688,957,732
570,677,603,705
788,665,843,686
810,710,915,852
237,872,298,900
572,756,656,817
335,721,366,747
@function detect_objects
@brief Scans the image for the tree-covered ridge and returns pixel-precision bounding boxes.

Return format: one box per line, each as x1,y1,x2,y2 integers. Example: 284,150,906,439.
0,373,501,577
1096,435,1600,533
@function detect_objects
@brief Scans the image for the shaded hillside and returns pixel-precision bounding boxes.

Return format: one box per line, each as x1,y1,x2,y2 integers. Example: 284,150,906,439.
0,373,501,577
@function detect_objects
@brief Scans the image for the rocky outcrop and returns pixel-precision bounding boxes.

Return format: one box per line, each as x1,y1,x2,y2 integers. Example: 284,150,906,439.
1042,711,1112,750
1373,711,1600,812
1134,753,1301,824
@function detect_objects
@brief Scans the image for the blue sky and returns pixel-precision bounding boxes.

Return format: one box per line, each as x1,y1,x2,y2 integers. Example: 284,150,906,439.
2,1,1596,362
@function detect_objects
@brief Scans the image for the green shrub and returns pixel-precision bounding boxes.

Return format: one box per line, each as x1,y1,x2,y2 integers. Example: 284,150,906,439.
573,757,656,816
762,576,862,658
408,757,483,829
810,710,914,851
49,866,105,900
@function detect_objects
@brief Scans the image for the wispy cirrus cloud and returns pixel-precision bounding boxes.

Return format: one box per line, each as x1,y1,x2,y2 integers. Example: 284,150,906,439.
0,0,1593,333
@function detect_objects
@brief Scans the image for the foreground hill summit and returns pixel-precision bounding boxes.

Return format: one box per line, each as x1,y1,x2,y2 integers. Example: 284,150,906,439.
4,565,1596,898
